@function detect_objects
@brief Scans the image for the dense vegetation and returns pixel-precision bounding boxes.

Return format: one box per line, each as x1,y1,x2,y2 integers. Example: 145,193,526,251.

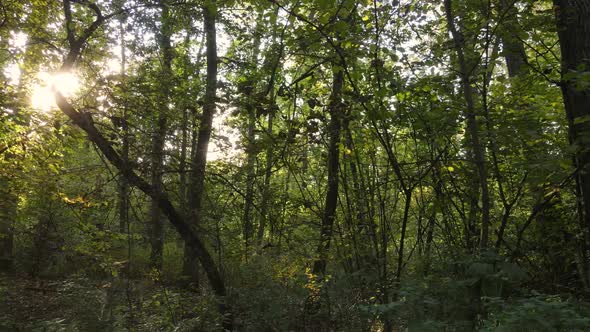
1,0,590,330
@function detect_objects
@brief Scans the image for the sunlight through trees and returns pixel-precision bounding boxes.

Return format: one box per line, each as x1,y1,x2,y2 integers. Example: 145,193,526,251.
1,0,590,330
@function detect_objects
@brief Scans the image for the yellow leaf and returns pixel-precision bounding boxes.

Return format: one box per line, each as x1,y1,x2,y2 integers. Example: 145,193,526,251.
362,15,370,22
447,166,455,172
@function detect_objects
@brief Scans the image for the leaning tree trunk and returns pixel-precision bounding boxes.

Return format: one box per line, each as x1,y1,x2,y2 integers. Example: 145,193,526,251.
55,1,232,329
554,0,590,288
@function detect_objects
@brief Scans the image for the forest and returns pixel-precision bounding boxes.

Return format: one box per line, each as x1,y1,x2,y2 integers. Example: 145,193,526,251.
1,0,590,330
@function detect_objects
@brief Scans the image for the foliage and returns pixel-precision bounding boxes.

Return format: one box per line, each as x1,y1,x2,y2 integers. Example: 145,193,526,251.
483,295,590,331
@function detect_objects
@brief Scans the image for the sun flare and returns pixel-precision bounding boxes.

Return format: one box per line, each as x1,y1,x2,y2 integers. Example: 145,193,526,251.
31,72,80,112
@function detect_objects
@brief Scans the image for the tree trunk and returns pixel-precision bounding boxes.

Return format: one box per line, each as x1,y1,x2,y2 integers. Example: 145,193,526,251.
312,67,344,277
184,0,219,285
55,89,234,328
444,0,491,251
178,33,195,221
180,35,204,284
342,119,363,271
118,18,130,234
425,158,442,274
554,0,590,288
493,0,530,250
242,104,256,253
179,106,189,218
257,103,274,245
499,0,528,76
149,0,173,270
241,19,263,255
257,7,283,247
0,176,16,272
306,64,344,326
396,191,412,284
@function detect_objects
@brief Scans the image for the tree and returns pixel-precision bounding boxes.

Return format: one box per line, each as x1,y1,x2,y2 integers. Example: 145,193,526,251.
148,0,174,271
182,0,220,288
554,0,590,288
444,0,491,251
0,175,16,272
52,1,232,328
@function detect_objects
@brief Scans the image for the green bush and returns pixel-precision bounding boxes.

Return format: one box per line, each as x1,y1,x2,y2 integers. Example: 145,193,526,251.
483,294,590,331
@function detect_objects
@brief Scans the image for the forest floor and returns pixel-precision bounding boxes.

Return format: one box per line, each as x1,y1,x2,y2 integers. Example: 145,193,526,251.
0,273,214,331
0,274,114,331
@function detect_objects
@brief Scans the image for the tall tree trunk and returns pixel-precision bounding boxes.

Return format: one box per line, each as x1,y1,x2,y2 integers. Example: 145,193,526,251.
149,121,166,270
425,154,443,273
257,101,274,245
444,0,491,251
184,0,219,285
342,118,363,271
495,0,527,249
499,0,528,76
178,32,195,222
149,0,173,270
396,191,412,283
554,0,590,288
180,35,204,282
241,19,263,255
0,176,16,272
118,18,130,234
312,67,344,276
182,107,200,284
242,104,256,253
256,7,282,246
306,64,344,326
179,106,189,218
